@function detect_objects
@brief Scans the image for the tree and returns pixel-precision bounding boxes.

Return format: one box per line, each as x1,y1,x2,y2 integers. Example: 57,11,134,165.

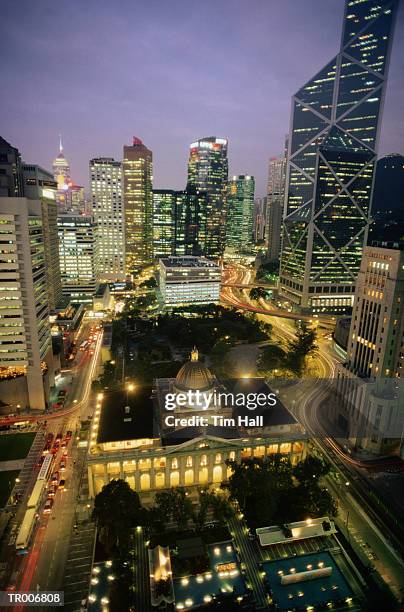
92,479,143,555
249,286,268,301
293,455,330,483
154,488,193,529
140,277,157,288
286,325,318,375
223,454,337,528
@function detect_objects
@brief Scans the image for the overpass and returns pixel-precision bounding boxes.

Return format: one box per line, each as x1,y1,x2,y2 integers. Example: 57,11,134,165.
221,283,277,289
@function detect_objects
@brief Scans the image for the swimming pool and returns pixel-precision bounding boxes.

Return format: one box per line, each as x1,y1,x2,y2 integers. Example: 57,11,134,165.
173,541,247,609
262,551,353,610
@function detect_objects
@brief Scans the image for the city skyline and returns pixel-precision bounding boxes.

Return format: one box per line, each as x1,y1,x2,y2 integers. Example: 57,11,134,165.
1,0,403,197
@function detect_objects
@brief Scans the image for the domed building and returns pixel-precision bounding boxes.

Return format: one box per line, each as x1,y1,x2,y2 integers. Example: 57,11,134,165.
87,347,307,501
172,349,216,410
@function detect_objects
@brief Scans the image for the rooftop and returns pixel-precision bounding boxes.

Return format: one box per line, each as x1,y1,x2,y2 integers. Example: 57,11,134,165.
160,256,220,269
97,388,155,444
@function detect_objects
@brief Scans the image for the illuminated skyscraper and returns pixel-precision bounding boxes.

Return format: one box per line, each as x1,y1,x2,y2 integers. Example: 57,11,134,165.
52,137,71,209
0,198,52,410
57,215,96,301
90,157,125,280
123,137,153,273
22,165,62,310
152,188,207,258
279,0,399,313
226,175,255,249
187,137,228,258
152,190,176,259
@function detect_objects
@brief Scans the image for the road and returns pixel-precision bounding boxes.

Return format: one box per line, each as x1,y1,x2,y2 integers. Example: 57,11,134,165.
2,318,103,605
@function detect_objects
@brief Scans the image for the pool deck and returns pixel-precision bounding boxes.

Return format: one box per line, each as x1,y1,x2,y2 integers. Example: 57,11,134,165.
173,540,248,609
262,550,354,611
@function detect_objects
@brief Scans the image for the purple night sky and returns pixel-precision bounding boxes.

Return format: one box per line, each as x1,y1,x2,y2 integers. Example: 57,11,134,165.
1,0,403,196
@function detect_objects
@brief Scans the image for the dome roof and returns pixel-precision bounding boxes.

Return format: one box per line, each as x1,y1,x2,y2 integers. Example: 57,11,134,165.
174,348,214,392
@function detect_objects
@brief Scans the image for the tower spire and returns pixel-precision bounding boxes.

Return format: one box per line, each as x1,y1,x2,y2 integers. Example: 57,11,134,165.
59,134,63,153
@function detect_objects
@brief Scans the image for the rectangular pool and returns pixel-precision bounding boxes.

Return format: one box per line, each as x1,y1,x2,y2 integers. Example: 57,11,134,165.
262,551,353,610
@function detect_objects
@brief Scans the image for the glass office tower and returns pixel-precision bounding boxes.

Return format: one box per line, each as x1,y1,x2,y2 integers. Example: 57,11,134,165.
279,0,399,313
187,137,228,259
226,175,255,249
152,188,207,258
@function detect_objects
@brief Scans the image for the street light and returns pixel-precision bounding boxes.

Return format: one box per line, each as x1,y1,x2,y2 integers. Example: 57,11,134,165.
126,382,135,404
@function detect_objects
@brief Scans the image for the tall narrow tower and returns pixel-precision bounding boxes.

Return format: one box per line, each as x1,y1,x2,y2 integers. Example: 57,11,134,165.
187,137,228,258
123,137,153,273
279,0,399,314
226,175,255,250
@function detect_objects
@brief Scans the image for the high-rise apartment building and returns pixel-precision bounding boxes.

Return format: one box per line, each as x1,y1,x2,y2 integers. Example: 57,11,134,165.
266,143,288,262
0,198,52,409
0,136,23,197
226,175,255,249
187,137,228,258
90,157,125,280
335,243,404,454
22,165,62,310
57,215,96,301
279,0,399,313
152,188,208,259
123,137,153,273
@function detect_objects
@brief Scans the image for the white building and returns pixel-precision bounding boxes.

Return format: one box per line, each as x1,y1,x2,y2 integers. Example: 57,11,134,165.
0,197,53,409
336,244,404,455
159,256,221,306
22,164,62,310
90,157,125,280
57,214,96,302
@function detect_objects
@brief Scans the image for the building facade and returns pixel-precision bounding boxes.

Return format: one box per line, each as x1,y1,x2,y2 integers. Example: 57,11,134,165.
123,137,153,273
90,157,125,280
266,147,287,262
335,244,404,454
226,175,255,250
0,198,52,409
52,138,71,209
279,0,399,313
87,354,306,500
57,215,96,301
153,188,208,259
152,190,176,259
22,165,62,311
159,256,221,306
0,136,23,197
187,137,228,259
253,197,266,243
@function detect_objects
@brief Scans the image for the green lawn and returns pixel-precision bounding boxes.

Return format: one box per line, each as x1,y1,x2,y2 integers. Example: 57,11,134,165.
0,432,35,461
0,470,20,506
